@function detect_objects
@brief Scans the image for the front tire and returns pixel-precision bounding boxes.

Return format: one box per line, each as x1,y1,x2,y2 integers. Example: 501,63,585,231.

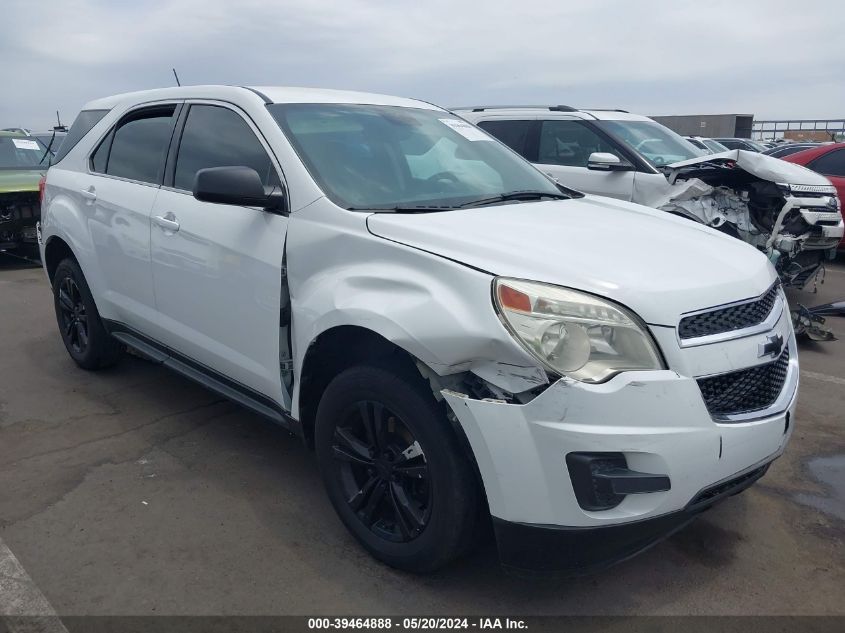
315,364,480,572
53,258,123,370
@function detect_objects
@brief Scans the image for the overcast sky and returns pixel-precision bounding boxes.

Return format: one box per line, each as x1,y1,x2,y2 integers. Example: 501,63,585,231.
3,0,843,129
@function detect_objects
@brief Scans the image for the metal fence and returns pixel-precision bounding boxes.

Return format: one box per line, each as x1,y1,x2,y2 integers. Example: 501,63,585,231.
752,119,845,141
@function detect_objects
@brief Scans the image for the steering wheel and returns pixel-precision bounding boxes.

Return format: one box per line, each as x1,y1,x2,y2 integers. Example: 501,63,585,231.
426,171,461,184
651,156,666,166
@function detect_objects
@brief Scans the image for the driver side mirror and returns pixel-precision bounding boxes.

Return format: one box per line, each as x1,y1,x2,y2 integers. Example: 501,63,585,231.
587,152,633,172
193,166,286,213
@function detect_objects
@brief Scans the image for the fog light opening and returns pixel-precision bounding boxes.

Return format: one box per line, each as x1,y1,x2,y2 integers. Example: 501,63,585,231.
566,452,671,512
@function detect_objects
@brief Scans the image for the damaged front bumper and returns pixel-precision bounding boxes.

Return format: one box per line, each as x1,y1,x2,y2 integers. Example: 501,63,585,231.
0,190,41,250
492,456,772,576
442,342,797,574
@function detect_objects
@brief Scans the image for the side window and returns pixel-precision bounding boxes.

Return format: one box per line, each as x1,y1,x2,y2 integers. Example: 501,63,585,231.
173,105,279,191
809,149,845,177
105,106,177,184
538,120,615,167
90,130,112,174
53,109,109,164
477,120,534,159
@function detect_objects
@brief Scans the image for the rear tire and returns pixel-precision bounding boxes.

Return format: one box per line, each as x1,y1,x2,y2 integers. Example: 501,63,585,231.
315,364,480,572
53,258,124,370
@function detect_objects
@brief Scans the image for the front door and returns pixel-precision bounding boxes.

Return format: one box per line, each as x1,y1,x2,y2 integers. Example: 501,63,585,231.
148,102,290,408
535,119,636,200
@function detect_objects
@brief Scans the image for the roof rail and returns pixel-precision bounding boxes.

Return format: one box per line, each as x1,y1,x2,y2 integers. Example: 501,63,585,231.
582,108,629,113
452,105,578,113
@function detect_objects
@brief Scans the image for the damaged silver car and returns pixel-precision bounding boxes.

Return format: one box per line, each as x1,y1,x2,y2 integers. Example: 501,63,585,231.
457,107,844,291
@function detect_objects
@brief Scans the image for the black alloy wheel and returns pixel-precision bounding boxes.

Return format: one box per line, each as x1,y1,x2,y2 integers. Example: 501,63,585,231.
57,275,89,354
332,400,431,542
315,364,481,572
52,257,123,369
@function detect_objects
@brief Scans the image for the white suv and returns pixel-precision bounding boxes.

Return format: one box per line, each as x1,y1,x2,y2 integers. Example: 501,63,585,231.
39,86,796,575
457,106,843,289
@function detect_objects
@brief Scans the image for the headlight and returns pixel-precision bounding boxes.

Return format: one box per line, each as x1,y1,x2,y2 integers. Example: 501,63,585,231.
494,278,664,383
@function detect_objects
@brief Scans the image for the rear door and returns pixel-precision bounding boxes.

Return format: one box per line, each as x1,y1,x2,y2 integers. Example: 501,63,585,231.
148,101,290,408
86,103,180,331
474,119,537,159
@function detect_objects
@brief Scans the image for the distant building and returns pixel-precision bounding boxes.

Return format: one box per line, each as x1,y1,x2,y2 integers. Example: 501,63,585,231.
651,114,754,138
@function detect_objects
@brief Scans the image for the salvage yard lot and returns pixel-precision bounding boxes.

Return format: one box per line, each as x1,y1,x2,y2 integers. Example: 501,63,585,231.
1,254,844,615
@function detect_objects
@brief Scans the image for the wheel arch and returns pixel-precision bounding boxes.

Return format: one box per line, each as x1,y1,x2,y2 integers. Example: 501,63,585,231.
43,235,76,284
296,323,490,516
296,325,420,447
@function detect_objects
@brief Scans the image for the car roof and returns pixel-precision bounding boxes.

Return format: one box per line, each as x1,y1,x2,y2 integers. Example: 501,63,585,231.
451,105,653,122
82,85,443,112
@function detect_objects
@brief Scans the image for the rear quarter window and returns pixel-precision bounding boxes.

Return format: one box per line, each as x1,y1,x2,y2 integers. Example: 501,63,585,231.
52,109,109,164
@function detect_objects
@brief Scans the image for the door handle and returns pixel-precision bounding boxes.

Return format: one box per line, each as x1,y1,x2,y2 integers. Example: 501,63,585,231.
80,187,97,202
153,213,180,232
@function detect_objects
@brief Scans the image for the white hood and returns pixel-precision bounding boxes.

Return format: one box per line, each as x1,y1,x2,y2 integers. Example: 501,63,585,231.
667,149,832,186
367,195,777,327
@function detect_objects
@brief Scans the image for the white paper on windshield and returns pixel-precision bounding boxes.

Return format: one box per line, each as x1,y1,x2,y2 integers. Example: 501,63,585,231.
439,118,492,141
12,139,41,151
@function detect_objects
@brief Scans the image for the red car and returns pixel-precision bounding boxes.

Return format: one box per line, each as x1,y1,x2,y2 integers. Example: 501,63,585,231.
784,143,845,250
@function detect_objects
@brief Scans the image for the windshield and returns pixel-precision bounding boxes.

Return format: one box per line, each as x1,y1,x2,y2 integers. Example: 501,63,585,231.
744,139,770,152
0,136,49,170
686,138,706,150
597,120,701,167
33,134,65,155
702,138,729,153
268,103,561,210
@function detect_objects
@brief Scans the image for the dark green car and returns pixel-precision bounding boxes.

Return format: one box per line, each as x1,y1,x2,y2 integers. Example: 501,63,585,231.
0,131,49,257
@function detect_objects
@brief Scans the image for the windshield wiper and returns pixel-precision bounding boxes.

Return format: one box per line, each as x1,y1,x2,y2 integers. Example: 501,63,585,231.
345,191,571,213
346,205,456,213
455,190,570,209
39,131,56,166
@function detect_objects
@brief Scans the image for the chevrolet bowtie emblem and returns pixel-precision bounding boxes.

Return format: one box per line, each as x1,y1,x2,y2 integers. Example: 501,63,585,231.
758,334,784,358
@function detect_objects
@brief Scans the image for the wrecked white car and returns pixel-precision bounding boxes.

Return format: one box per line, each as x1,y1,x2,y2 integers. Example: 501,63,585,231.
457,107,843,289
40,87,796,575
656,150,842,288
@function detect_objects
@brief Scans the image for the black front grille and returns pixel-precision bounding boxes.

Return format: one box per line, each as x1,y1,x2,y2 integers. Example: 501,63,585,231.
688,463,770,511
696,347,790,418
679,284,780,339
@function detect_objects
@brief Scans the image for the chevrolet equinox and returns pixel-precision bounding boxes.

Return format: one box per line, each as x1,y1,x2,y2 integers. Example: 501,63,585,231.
38,86,797,574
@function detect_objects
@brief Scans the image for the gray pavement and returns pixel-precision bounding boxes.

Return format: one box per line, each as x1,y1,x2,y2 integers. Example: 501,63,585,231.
1,253,843,616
